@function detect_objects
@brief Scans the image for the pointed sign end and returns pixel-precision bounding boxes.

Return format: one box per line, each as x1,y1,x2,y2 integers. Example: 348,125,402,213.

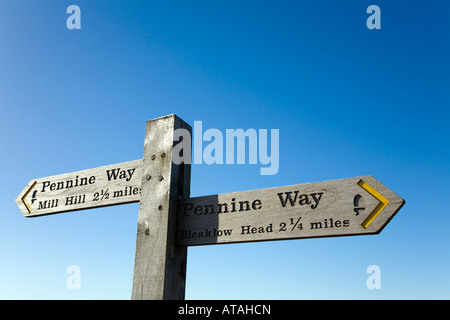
16,180,38,217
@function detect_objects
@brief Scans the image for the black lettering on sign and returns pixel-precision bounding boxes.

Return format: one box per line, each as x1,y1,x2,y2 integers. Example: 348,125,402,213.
106,168,136,182
277,191,323,209
41,176,96,192
181,198,263,217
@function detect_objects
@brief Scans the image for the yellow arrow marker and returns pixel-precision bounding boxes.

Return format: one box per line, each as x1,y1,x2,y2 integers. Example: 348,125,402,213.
21,181,37,214
358,180,389,228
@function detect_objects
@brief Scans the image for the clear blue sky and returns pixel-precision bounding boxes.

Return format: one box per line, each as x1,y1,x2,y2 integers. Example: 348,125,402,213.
1,0,448,299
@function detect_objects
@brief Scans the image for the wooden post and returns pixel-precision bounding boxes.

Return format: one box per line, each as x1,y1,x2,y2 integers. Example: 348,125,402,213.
132,115,191,300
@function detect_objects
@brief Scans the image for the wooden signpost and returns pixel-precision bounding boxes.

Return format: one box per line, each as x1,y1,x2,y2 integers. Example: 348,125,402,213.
15,114,405,300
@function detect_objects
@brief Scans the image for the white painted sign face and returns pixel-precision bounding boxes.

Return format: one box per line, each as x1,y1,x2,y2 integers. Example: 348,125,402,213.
176,175,405,246
16,160,143,217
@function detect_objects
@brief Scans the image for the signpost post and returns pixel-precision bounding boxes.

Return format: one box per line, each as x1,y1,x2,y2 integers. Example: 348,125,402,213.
15,114,405,300
131,114,191,300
